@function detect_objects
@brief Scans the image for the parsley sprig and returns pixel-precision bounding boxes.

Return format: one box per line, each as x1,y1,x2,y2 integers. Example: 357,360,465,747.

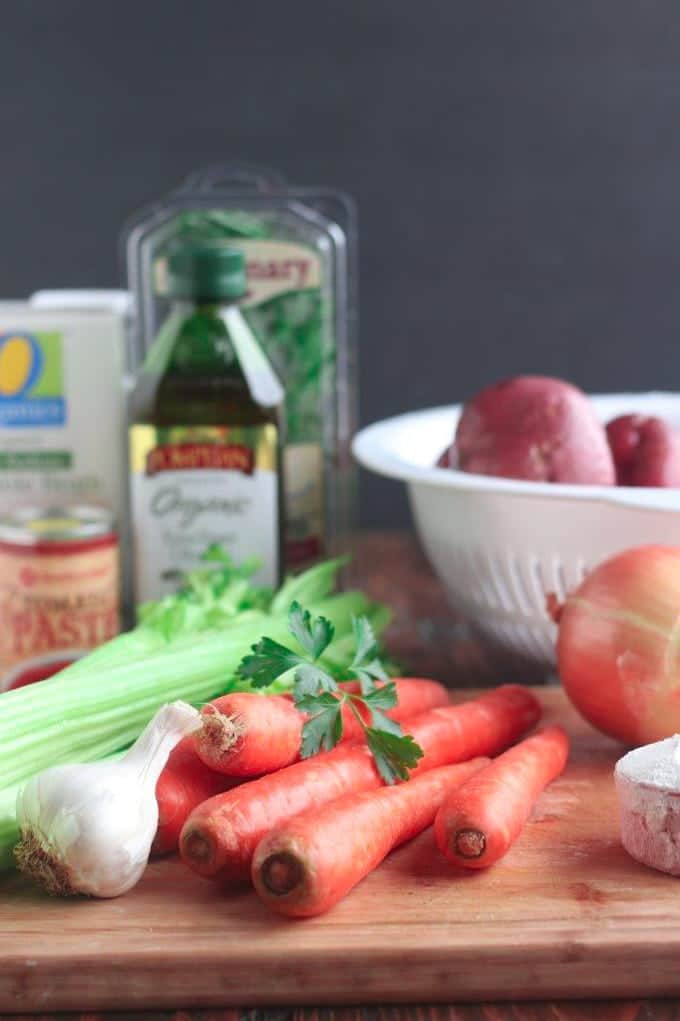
237,601,423,784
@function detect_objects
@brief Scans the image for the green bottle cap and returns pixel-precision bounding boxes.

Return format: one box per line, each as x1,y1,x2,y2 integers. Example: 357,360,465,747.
165,243,247,301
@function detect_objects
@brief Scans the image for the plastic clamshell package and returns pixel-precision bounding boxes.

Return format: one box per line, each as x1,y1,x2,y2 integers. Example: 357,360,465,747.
122,165,358,575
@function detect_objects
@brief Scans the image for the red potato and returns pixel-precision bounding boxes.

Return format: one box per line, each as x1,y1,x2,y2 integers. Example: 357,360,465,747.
606,414,680,487
452,376,615,484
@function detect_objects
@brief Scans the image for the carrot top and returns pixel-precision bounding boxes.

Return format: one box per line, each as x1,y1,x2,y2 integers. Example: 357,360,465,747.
237,603,424,784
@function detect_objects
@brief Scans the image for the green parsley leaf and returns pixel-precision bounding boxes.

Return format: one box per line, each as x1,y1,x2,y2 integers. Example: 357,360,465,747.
236,602,424,784
366,706,404,737
288,600,335,660
349,618,390,693
238,637,303,688
293,663,338,703
365,729,424,785
350,616,379,669
353,659,391,694
360,658,390,682
300,693,344,757
362,681,398,711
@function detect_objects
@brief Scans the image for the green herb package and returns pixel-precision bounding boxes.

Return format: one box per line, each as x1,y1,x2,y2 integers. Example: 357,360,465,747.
123,166,357,575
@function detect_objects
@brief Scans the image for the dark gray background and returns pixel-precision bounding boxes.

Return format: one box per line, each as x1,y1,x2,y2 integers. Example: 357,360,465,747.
2,1,679,526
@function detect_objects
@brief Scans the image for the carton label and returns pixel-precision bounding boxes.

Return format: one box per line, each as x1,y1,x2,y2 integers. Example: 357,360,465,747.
0,332,65,427
238,241,322,306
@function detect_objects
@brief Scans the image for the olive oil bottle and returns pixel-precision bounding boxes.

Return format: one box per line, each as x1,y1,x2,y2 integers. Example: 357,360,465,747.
128,243,284,602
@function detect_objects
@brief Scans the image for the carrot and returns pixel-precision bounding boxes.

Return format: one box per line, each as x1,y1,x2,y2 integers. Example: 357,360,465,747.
434,725,569,869
339,677,451,740
180,684,541,881
151,737,240,857
405,684,541,776
195,678,451,777
196,693,301,778
252,757,490,917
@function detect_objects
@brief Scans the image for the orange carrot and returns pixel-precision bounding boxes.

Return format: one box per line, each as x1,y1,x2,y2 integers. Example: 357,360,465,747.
180,684,540,881
405,684,541,776
196,693,301,778
339,677,451,741
252,757,490,917
195,678,451,777
151,737,239,856
434,725,569,869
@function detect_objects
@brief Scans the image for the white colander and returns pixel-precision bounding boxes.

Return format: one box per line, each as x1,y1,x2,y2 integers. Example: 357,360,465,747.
353,392,680,670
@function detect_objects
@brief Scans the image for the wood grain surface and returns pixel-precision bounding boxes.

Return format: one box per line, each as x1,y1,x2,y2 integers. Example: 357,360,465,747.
1,687,676,1013
0,1006,676,1021
0,532,677,1020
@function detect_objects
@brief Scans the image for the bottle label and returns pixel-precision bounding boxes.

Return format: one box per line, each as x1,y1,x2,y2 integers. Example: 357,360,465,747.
152,238,329,571
129,424,279,601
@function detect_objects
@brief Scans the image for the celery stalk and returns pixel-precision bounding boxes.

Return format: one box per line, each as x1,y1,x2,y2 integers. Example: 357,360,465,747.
0,591,385,790
56,609,269,679
0,786,19,872
0,552,391,873
57,556,346,679
270,556,349,614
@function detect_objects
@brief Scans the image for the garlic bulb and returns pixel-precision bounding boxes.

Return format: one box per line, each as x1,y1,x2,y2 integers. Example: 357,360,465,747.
15,700,200,898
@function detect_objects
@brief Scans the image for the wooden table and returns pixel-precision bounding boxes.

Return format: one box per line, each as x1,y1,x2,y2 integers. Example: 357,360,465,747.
2,531,676,1021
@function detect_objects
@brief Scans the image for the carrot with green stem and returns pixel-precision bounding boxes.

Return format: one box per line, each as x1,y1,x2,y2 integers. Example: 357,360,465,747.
195,678,451,777
335,678,452,739
236,603,414,780
434,725,569,869
234,602,470,783
179,683,541,881
252,757,490,917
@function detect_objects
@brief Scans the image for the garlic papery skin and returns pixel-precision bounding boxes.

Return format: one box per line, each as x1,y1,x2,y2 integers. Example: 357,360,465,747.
14,701,200,898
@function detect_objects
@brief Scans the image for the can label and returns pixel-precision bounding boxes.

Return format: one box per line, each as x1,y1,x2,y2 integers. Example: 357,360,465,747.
0,536,120,691
129,423,279,601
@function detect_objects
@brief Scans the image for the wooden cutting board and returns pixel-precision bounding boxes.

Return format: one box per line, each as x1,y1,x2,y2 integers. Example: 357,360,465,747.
1,688,678,1013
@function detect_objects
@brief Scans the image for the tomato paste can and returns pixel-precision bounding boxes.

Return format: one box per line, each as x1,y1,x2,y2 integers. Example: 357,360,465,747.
0,506,119,690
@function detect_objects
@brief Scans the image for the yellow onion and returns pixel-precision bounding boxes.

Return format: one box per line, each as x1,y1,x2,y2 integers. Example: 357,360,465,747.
557,545,680,745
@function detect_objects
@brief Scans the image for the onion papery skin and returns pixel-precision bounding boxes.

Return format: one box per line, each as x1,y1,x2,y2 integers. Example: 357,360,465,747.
557,545,680,745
